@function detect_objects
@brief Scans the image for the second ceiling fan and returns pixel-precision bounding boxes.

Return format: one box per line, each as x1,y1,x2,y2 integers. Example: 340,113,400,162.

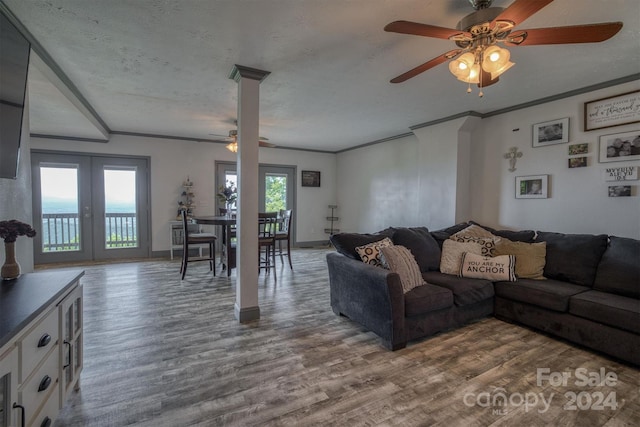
384,0,623,94
210,120,276,152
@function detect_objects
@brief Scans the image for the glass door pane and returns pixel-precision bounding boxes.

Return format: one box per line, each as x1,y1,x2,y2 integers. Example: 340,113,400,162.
103,167,138,249
265,173,287,212
39,165,81,252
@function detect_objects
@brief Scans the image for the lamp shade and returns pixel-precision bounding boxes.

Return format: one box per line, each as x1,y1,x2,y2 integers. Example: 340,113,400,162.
226,141,238,152
448,52,478,83
482,46,514,78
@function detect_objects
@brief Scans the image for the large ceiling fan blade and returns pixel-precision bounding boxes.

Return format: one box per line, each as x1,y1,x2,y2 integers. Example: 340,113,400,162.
384,21,470,40
492,0,555,27
390,49,463,83
505,22,623,46
259,141,276,148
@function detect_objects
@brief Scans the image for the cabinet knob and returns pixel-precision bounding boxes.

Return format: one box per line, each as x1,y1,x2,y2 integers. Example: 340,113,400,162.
41,416,52,427
37,333,52,348
38,375,52,392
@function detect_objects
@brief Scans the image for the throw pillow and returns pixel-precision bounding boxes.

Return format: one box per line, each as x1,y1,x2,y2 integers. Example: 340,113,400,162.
494,240,547,280
329,229,395,260
468,221,536,243
459,252,517,281
450,235,498,256
380,245,426,293
355,237,394,267
440,239,484,275
450,224,496,240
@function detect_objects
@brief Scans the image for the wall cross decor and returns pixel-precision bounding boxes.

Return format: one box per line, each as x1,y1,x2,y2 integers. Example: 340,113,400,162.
503,147,523,172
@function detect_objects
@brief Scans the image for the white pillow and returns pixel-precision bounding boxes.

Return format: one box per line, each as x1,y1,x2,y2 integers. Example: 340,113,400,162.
450,224,496,240
459,252,517,282
355,237,393,267
380,245,425,293
440,239,484,275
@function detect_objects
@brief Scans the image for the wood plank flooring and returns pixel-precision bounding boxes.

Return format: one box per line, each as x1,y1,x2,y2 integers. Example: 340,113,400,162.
42,248,639,426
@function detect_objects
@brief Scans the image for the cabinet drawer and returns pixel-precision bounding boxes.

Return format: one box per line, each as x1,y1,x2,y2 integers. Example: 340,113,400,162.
19,309,59,381
28,382,59,427
20,346,58,424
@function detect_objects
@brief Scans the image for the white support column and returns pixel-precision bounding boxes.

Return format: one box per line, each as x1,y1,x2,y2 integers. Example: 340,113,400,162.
228,65,270,323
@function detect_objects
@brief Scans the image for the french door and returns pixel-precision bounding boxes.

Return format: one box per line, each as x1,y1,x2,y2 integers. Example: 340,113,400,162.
215,161,295,237
31,151,150,264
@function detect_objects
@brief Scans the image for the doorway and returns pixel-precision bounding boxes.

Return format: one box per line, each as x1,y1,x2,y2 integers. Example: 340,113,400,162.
31,151,150,264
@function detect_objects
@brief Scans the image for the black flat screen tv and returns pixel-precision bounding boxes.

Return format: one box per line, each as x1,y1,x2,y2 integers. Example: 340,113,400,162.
0,10,30,179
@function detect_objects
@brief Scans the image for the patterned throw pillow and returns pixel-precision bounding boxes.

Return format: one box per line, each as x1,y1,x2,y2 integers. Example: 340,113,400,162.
450,224,496,240
459,252,516,282
450,235,498,256
380,245,426,293
355,237,394,267
494,240,547,280
440,239,485,275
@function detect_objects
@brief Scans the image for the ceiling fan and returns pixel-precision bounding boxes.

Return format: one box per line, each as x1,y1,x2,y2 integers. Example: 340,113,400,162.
209,120,276,152
384,0,623,95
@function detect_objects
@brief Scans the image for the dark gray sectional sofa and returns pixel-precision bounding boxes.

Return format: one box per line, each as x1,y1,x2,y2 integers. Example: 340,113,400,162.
326,222,640,365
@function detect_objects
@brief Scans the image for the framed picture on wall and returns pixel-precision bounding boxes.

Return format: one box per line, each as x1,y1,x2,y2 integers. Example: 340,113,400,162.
598,130,640,163
584,90,640,131
515,175,549,199
532,118,569,147
301,170,321,187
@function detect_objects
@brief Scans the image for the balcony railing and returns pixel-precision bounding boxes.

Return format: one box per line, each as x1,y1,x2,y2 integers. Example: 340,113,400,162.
42,212,137,251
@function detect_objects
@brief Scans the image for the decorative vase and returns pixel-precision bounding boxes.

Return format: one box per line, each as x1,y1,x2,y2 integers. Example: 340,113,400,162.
225,202,233,218
1,241,21,280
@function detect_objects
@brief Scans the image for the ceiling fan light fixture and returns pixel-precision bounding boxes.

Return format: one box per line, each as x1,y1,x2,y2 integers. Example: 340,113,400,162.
449,52,477,80
482,45,510,73
226,141,238,153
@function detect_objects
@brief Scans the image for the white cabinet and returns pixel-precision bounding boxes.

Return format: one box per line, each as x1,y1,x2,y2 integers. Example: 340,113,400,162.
0,271,83,427
0,347,18,427
59,284,83,404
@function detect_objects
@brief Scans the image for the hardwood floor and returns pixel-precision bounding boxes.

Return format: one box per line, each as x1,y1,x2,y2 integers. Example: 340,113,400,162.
44,248,639,426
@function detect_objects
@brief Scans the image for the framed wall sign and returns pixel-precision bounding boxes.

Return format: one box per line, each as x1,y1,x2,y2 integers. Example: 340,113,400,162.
598,130,640,163
515,175,549,199
532,118,569,147
301,170,321,187
584,90,640,131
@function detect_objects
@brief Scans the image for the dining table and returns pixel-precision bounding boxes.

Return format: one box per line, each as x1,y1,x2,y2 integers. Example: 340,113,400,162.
193,215,236,276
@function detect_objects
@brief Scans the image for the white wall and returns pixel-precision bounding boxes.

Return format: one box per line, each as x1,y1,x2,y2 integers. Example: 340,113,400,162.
30,135,337,252
471,80,640,238
0,89,35,272
337,80,640,239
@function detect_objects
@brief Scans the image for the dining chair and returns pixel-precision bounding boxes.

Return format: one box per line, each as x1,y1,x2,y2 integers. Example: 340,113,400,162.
275,209,293,269
180,210,217,279
258,212,278,274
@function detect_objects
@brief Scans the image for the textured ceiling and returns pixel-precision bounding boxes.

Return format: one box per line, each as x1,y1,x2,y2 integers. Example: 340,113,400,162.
3,0,640,152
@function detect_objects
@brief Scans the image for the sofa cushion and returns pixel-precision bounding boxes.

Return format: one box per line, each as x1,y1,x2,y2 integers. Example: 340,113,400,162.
494,240,547,280
535,231,608,287
459,252,517,282
593,236,640,299
330,229,395,260
469,221,536,243
570,290,640,334
392,227,441,272
494,279,590,312
422,271,494,306
440,239,485,275
404,283,454,316
430,222,471,248
380,245,425,293
355,237,393,267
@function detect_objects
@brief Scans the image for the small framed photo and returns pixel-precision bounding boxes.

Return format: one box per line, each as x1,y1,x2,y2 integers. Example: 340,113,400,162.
598,130,640,163
532,118,569,147
515,175,548,199
608,185,632,197
568,157,588,168
301,170,321,187
568,143,588,155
